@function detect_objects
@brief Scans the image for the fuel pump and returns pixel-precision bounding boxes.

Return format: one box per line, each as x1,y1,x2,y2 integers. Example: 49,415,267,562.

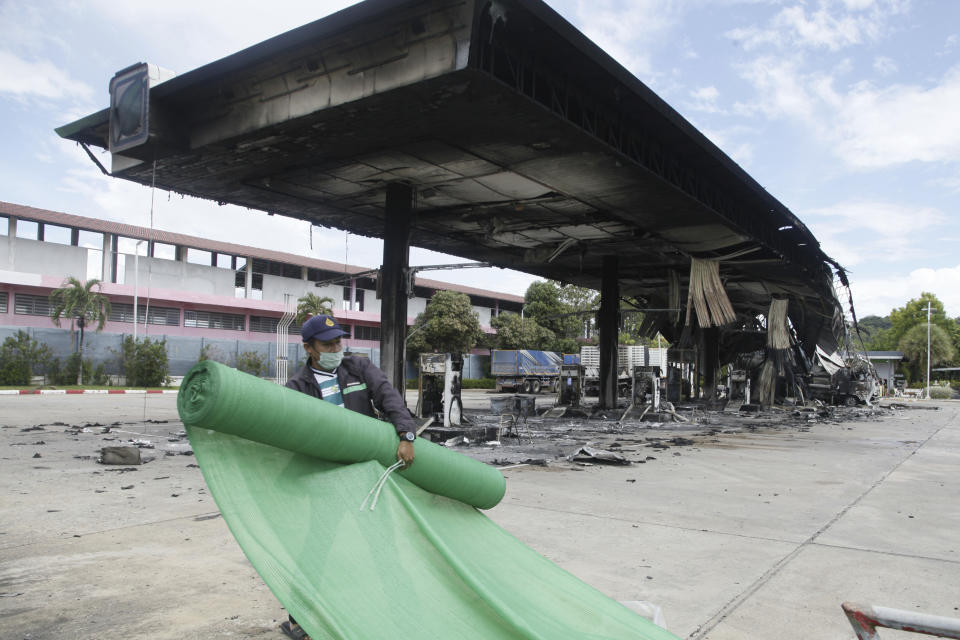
416,353,463,426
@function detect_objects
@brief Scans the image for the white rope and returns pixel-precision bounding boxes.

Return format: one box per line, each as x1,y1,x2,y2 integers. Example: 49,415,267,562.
360,460,406,511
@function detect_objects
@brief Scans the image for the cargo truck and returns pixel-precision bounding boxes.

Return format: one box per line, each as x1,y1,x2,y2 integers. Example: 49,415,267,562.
580,345,668,397
491,349,561,393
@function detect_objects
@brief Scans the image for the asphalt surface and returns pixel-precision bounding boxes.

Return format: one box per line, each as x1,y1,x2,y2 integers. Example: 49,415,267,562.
1,392,957,639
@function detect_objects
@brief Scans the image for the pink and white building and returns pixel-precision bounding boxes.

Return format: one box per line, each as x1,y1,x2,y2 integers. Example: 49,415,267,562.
0,202,523,378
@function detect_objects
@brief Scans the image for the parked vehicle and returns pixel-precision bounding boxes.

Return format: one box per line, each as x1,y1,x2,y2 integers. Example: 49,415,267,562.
580,345,669,397
491,349,561,393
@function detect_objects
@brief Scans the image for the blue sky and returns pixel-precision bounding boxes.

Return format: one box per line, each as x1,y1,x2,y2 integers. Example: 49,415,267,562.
1,0,958,318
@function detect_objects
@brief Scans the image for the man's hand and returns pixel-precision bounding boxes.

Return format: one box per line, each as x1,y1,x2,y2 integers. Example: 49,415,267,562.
397,440,415,468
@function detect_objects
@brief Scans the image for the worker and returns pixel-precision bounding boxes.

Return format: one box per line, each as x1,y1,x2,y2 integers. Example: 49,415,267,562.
282,314,417,639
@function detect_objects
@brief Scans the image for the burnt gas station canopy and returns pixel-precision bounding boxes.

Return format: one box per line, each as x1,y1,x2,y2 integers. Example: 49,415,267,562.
58,0,845,354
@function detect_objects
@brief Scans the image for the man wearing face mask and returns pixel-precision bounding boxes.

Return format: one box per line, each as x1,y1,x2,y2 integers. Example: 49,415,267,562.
283,314,417,639
286,314,417,468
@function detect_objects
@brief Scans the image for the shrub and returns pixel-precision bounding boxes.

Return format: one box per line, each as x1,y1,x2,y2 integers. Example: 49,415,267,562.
236,351,268,377
121,336,170,387
198,343,228,364
461,377,496,389
926,385,953,400
0,331,53,386
49,353,108,386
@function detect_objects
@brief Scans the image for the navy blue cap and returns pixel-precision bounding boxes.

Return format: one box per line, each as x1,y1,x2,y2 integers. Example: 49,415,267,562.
301,314,348,343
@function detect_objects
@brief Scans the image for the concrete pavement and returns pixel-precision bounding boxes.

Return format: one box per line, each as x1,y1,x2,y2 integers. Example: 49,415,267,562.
1,394,957,639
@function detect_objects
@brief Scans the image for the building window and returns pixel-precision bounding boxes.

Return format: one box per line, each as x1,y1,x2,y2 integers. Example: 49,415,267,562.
109,303,180,326
44,224,72,245
249,315,279,333
187,248,212,265
0,291,8,313
233,271,263,299
353,325,380,341
342,287,365,311
153,242,176,260
249,315,303,334
14,293,51,316
184,310,245,331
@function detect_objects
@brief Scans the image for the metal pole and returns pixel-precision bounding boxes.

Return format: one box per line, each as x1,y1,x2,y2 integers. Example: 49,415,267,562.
133,250,139,342
926,301,931,399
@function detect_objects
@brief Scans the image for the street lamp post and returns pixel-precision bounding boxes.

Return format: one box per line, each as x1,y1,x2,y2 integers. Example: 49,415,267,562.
133,240,146,342
926,301,931,400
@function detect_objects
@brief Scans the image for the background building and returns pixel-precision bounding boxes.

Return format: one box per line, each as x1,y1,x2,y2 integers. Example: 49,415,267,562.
0,202,524,382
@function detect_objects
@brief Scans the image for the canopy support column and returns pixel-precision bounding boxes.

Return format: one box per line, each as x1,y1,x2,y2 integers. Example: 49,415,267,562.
598,255,619,409
701,327,719,400
380,182,413,395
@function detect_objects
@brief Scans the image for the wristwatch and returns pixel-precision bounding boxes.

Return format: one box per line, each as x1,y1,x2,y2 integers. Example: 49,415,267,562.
399,431,416,443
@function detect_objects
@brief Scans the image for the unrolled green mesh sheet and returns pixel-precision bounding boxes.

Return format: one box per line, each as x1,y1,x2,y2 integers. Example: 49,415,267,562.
179,361,680,640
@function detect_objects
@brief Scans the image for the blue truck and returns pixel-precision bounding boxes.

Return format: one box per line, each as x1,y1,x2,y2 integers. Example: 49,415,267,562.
491,349,562,394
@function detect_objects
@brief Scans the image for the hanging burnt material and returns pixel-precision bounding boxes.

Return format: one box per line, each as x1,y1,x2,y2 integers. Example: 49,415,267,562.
685,258,737,328
758,297,792,406
668,269,682,325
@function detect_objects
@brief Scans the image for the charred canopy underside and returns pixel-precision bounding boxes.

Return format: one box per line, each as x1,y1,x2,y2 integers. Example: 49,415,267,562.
58,0,845,356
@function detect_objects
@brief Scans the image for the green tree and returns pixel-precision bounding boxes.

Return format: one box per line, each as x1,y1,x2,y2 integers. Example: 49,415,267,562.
0,331,53,385
120,336,170,387
897,323,954,384
490,312,555,350
406,290,482,356
524,281,581,350
886,293,956,350
295,293,335,324
49,277,111,384
557,283,599,339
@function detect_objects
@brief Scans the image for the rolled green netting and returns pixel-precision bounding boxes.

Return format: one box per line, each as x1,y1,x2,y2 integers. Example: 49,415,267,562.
178,360,505,509
179,360,680,640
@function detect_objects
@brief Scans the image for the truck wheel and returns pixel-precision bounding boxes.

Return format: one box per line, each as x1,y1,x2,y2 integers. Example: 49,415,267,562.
532,380,542,394
844,395,858,407
523,380,533,394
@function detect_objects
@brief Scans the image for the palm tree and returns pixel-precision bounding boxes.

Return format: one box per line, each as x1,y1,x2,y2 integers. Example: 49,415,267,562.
296,292,335,325
50,277,112,385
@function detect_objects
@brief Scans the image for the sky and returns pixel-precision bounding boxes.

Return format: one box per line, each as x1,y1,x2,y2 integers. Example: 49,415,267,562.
1,0,958,318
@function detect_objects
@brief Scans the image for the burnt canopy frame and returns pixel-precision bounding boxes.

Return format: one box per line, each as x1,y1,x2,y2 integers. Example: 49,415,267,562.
57,0,845,378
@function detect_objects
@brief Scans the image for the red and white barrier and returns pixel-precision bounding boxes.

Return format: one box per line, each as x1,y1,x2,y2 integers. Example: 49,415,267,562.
0,389,178,395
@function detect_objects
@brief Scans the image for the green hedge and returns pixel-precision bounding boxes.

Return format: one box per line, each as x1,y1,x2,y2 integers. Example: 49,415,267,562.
926,385,953,399
405,377,496,390
461,377,495,389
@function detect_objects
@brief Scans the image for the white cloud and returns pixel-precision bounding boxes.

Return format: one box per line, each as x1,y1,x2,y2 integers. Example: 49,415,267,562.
687,85,723,114
737,55,819,124
851,264,960,317
804,201,946,268
0,50,94,101
873,55,897,75
572,0,680,78
775,5,865,51
726,0,907,52
833,66,960,168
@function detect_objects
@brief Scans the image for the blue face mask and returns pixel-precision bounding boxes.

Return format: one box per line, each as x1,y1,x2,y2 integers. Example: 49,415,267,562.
315,350,343,371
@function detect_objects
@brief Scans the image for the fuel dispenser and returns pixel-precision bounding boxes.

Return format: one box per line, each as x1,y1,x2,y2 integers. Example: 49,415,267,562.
416,353,463,426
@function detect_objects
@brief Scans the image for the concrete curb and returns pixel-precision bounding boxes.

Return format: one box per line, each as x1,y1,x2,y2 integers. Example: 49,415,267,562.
0,389,178,395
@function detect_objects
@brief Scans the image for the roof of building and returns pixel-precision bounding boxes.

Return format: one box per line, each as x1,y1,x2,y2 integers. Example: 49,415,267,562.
866,351,904,360
0,201,524,304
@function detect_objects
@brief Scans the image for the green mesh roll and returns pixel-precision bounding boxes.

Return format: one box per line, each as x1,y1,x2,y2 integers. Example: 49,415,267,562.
177,360,505,509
